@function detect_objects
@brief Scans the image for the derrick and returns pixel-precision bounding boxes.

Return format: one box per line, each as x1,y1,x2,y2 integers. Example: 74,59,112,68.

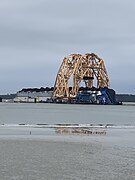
53,53,110,99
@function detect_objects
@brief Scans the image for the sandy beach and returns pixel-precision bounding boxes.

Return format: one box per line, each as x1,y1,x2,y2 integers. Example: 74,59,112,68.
0,127,135,180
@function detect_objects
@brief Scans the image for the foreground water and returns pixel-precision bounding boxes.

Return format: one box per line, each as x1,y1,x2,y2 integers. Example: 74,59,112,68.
0,103,135,180
0,135,135,180
0,103,135,125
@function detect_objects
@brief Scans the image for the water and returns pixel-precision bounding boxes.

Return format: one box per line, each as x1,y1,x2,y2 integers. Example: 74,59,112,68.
0,103,135,125
0,103,135,180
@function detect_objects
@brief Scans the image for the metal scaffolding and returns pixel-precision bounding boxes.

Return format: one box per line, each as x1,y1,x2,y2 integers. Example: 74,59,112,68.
53,53,110,99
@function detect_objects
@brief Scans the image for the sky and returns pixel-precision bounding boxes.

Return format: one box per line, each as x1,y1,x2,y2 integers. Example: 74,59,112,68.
0,0,135,94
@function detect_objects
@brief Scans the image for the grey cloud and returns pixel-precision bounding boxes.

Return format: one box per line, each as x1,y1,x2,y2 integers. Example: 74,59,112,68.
0,0,135,94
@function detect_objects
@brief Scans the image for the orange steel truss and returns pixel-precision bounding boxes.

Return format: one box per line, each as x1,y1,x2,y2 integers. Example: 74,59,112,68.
53,53,110,98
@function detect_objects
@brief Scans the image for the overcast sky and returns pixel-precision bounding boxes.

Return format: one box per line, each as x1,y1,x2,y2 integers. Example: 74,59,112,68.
0,0,135,94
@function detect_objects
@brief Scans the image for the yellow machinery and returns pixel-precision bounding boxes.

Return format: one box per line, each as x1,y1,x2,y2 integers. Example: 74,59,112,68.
53,53,110,99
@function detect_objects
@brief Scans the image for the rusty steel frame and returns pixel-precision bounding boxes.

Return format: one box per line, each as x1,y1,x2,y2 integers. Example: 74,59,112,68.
53,53,110,98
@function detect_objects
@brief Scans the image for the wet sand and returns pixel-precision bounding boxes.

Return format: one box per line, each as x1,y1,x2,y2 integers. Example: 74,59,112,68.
0,128,135,180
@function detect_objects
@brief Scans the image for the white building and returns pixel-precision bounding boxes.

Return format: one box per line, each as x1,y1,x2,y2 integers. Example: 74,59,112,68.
14,88,53,103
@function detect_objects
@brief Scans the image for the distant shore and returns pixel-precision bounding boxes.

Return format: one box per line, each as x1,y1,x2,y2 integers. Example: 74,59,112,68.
1,93,135,103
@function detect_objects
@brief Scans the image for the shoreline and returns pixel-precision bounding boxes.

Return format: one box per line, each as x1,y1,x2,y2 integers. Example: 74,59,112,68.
1,126,135,179
0,126,134,147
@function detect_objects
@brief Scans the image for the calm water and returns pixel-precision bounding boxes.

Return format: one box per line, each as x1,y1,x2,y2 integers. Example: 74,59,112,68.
0,103,135,125
0,103,135,180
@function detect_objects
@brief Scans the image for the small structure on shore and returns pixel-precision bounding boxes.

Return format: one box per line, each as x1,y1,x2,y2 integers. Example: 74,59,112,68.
14,87,53,103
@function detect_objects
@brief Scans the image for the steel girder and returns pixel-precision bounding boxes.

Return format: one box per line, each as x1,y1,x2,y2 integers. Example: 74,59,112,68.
53,53,110,98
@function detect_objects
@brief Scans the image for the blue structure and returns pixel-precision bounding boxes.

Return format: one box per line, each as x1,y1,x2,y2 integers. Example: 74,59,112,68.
76,87,118,105
76,91,96,104
97,88,115,104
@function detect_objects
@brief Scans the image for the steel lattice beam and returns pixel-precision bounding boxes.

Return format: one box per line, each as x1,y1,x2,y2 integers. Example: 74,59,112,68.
53,53,110,99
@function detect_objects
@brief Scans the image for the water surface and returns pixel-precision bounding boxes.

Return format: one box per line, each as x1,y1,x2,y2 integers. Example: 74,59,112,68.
0,103,135,125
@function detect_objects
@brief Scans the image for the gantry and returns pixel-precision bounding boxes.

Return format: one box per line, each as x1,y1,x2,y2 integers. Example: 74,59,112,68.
53,53,110,99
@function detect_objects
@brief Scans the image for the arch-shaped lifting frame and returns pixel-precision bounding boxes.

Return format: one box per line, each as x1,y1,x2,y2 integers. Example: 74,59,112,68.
53,53,110,99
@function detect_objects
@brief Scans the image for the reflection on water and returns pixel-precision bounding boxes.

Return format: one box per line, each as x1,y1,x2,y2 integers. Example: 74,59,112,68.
55,127,107,135
0,103,135,180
